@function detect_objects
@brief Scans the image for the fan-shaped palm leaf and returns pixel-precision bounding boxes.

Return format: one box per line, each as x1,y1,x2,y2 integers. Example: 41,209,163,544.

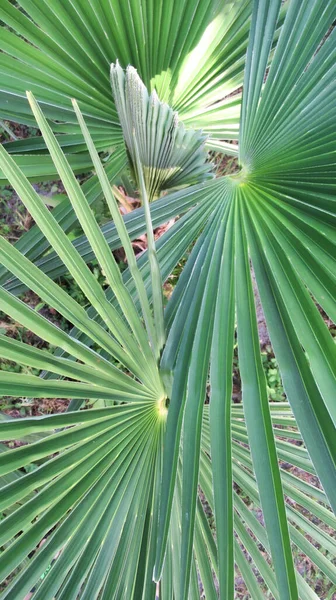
0,0,253,170
0,1,335,599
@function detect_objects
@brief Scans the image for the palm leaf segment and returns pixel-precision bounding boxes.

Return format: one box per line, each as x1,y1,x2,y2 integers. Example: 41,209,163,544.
0,1,336,599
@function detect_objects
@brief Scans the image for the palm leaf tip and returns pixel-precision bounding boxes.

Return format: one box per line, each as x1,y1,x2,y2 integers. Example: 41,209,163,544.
110,61,214,200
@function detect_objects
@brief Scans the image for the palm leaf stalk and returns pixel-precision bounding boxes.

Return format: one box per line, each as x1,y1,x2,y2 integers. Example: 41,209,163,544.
133,134,166,358
0,0,335,599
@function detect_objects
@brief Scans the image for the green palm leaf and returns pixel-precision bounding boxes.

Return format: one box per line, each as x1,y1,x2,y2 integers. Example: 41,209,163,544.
0,0,250,181
0,0,335,598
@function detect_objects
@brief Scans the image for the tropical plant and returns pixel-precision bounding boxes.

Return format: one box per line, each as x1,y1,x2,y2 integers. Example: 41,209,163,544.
0,0,336,599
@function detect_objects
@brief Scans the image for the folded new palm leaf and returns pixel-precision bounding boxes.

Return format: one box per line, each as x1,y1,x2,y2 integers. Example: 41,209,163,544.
111,62,213,199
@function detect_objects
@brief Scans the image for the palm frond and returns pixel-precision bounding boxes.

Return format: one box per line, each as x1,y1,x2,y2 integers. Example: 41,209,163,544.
0,0,249,182
0,1,335,598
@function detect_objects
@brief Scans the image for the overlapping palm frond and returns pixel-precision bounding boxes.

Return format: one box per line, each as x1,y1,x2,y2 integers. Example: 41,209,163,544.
0,0,253,174
0,0,335,599
0,0,287,287
0,0,254,291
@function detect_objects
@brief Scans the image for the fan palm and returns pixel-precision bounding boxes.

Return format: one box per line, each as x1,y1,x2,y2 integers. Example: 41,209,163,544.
0,0,335,599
